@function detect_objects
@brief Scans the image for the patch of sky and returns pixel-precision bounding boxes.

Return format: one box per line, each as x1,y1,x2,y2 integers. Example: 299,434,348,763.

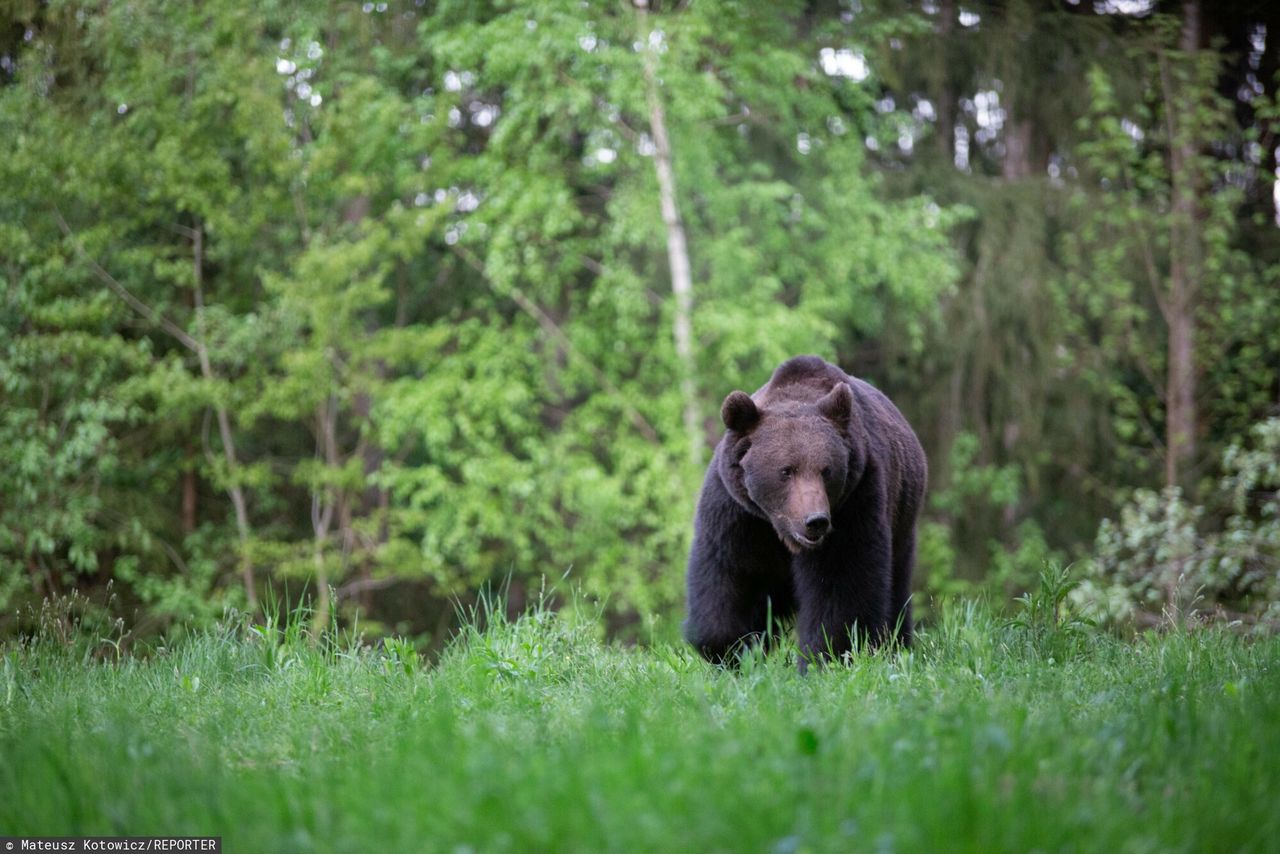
819,47,869,82
1093,0,1154,15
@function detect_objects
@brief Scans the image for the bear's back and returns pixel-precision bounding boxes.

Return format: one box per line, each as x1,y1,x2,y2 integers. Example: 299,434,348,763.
755,355,848,408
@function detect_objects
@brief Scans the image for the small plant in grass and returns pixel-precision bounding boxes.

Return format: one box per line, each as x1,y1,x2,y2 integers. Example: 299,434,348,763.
246,588,315,672
1007,562,1095,658
1,649,17,708
380,636,421,676
18,586,127,663
447,582,606,684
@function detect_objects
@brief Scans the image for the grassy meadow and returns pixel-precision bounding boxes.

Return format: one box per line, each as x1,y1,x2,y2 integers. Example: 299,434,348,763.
2,597,1278,853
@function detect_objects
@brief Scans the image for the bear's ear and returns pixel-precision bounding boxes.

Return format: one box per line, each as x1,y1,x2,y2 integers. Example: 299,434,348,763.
721,390,760,433
817,383,853,427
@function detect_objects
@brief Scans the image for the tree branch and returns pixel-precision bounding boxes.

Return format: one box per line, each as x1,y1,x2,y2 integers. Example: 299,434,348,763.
451,244,662,445
55,209,201,353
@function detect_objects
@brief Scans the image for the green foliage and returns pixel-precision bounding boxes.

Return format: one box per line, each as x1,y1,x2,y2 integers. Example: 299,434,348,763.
0,319,151,607
1064,22,1279,482
918,433,1064,608
868,1,1279,628
0,0,956,632
2,0,1278,634
1078,418,1280,627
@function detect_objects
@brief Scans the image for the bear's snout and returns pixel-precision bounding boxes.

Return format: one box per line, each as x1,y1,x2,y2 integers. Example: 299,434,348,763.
804,513,830,537
779,511,832,551
780,478,831,550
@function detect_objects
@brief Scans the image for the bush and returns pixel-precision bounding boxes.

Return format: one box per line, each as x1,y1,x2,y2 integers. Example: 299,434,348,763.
1076,418,1280,627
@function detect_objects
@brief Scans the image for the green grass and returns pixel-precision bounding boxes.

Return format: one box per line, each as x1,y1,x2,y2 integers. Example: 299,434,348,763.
2,598,1278,853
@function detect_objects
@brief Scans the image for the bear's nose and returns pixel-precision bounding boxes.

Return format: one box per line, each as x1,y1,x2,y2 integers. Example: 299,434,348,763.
804,513,830,537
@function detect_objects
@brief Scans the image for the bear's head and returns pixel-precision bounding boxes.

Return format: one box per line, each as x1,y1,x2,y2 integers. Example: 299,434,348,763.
717,383,863,554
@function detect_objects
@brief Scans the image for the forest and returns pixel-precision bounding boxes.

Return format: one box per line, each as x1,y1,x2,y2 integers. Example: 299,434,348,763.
2,0,1278,642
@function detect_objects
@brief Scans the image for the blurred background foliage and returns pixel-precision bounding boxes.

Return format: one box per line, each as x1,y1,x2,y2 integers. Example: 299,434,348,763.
1,0,1277,643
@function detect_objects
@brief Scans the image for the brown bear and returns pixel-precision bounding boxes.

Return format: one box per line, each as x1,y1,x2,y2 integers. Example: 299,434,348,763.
684,355,927,668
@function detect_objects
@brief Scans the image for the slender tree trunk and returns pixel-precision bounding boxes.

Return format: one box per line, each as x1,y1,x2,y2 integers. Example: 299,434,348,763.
349,244,396,596
638,0,701,467
1161,1,1201,492
192,225,258,611
935,0,956,163
181,446,198,535
338,195,396,613
181,297,199,537
311,395,339,635
1165,290,1196,490
1154,1,1202,611
1002,119,1035,181
27,556,44,599
353,388,385,558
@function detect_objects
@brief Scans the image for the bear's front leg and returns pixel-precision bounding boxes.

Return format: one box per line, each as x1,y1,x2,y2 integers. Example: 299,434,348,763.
685,466,793,664
792,507,892,671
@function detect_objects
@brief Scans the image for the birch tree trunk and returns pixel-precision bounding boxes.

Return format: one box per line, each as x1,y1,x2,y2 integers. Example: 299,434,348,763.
637,1,701,467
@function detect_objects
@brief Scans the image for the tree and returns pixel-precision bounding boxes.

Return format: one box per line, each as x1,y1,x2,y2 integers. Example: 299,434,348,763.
0,0,952,635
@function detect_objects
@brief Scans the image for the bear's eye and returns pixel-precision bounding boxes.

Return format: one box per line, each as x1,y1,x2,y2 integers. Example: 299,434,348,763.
780,466,794,480
821,466,832,479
